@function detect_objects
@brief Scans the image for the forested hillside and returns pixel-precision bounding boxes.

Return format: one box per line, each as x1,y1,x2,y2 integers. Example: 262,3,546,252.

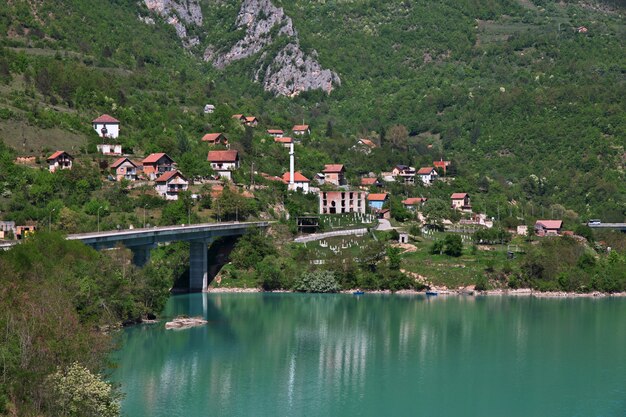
0,0,624,222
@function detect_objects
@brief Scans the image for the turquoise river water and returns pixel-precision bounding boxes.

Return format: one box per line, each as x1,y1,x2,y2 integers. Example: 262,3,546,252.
111,293,626,417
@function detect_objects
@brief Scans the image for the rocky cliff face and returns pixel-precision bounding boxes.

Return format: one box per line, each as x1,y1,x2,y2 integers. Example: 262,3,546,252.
143,0,203,48
142,0,340,97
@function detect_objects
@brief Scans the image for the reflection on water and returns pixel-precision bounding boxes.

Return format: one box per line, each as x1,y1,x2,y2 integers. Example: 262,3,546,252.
112,294,626,417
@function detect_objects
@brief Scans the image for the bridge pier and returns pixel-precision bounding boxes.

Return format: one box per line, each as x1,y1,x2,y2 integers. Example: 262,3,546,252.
131,244,154,267
189,240,211,292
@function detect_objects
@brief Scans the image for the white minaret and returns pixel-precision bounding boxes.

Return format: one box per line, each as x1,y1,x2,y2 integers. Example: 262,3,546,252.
288,141,295,190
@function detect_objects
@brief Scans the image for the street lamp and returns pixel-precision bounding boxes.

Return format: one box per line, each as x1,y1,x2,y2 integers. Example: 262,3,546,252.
97,206,103,232
49,208,56,232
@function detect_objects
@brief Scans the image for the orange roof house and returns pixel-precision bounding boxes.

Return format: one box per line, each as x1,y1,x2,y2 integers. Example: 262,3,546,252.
202,133,228,145
267,129,284,137
450,193,471,212
46,151,73,172
142,153,175,179
534,220,563,236
207,150,240,180
322,164,346,186
293,124,310,135
367,193,388,210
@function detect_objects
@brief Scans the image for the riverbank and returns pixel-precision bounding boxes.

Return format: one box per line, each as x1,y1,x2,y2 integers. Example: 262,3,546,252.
205,286,626,298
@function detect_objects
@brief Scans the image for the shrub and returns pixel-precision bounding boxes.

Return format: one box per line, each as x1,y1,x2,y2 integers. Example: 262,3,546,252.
295,270,340,293
46,363,121,417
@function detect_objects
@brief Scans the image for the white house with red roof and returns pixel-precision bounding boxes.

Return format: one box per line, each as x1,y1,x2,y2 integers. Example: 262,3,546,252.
402,197,427,210
155,170,188,200
274,136,294,148
292,124,310,135
534,220,563,236
207,150,239,180
282,171,310,193
142,153,176,180
417,167,438,186
110,157,138,181
92,114,120,139
47,151,73,173
267,129,284,137
202,133,228,146
451,193,471,212
322,164,346,186
357,139,377,154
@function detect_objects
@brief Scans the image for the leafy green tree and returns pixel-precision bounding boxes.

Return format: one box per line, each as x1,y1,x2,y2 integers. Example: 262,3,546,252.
444,234,463,257
295,270,340,293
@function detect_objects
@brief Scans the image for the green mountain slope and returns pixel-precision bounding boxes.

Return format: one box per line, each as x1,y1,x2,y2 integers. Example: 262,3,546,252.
0,0,624,221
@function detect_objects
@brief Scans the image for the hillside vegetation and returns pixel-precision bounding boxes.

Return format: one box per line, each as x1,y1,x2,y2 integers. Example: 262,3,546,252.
0,0,624,223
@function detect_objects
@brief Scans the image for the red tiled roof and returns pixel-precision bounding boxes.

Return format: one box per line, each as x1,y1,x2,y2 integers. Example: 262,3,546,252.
275,137,293,144
367,193,388,201
202,133,226,143
47,151,72,161
245,116,257,122
142,153,172,164
208,150,239,162
267,129,284,134
282,171,310,183
111,157,136,169
535,220,563,230
434,160,451,168
359,139,377,148
92,114,120,124
361,178,378,185
451,193,468,199
232,114,245,119
323,164,344,173
402,197,427,205
155,170,186,183
293,124,309,131
417,167,436,175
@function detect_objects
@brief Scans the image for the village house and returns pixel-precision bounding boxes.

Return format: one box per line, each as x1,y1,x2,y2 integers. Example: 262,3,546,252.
451,193,472,212
434,159,451,175
155,170,188,201
110,157,138,181
292,124,310,136
208,150,240,181
0,221,16,240
16,224,36,240
357,138,377,154
232,114,247,123
516,225,528,236
534,220,563,236
92,114,120,139
282,171,310,193
204,104,215,114
319,190,366,214
47,151,73,173
360,177,382,189
417,167,438,186
392,165,416,184
142,153,176,180
402,197,427,211
245,116,258,127
267,129,284,138
97,143,122,156
202,133,228,146
322,164,346,186
274,136,293,148
367,193,388,211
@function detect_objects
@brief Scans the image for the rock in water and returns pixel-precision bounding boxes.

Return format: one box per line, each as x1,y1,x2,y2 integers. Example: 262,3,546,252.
165,316,208,330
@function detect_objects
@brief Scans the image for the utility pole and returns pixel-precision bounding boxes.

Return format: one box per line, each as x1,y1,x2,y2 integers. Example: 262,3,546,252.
49,208,56,232
143,204,148,228
97,206,103,232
